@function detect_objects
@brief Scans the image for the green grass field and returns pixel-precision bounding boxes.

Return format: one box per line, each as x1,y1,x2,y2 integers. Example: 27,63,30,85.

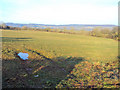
2,30,119,88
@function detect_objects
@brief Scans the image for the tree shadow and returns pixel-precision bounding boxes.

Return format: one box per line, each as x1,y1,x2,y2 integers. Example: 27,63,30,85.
2,56,85,88
1,37,32,42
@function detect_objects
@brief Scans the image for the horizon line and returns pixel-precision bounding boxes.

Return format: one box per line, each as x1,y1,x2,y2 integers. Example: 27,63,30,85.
4,22,117,26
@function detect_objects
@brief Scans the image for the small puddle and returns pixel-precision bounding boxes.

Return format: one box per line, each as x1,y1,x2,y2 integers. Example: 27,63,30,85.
18,52,29,60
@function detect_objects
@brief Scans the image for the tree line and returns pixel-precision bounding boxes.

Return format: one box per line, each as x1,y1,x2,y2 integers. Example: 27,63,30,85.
0,23,119,41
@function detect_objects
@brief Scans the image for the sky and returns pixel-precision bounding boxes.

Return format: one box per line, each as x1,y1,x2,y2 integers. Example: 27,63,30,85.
0,0,119,25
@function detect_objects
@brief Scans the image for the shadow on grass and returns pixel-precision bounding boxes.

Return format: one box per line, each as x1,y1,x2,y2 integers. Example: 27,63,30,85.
2,56,85,88
1,37,32,42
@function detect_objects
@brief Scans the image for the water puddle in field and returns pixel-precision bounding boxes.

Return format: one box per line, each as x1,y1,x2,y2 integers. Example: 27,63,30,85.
18,52,29,60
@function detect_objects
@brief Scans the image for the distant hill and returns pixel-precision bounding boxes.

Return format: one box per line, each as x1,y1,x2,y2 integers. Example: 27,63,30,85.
6,23,116,31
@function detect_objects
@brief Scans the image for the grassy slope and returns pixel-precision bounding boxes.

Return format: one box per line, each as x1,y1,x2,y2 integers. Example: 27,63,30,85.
2,30,119,88
2,30,118,63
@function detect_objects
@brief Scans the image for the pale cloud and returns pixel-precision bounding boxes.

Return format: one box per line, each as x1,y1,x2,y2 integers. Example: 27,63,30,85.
0,0,118,24
1,0,31,5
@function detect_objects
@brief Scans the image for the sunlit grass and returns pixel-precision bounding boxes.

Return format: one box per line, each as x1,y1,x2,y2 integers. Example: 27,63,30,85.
2,30,119,88
2,30,118,63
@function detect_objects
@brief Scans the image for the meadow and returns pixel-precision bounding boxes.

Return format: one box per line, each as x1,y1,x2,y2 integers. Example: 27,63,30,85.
2,30,119,88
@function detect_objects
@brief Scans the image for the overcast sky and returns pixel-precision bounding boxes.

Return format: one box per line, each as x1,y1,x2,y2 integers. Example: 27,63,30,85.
0,0,119,25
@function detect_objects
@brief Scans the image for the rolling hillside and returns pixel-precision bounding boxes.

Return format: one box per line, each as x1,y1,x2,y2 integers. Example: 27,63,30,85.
2,30,119,88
